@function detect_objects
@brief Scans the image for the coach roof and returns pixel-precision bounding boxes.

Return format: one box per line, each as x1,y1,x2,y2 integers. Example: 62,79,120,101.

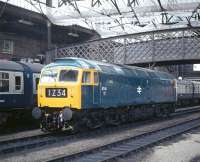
21,62,43,73
0,60,24,71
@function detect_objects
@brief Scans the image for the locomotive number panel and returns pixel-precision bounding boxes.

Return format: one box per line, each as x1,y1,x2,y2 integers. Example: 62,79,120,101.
46,88,67,97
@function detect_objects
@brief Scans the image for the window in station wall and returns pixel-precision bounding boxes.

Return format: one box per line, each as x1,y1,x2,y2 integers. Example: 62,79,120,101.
193,64,200,71
0,40,14,54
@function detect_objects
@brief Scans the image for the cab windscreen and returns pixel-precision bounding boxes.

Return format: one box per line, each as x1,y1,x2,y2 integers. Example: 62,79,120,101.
59,70,78,82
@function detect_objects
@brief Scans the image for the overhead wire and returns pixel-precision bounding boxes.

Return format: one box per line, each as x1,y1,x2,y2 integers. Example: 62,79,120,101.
24,0,43,13
37,0,45,15
186,3,200,26
57,0,126,32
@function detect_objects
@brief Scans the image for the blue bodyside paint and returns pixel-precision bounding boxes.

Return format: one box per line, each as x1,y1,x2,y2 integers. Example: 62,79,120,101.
81,85,94,109
20,63,34,108
82,72,176,109
0,62,42,111
0,94,25,109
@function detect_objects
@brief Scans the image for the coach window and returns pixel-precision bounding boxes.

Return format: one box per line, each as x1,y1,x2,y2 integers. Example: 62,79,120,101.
0,72,9,92
94,72,99,84
82,71,91,84
15,76,21,90
33,73,40,94
14,72,23,93
0,40,14,54
35,78,39,90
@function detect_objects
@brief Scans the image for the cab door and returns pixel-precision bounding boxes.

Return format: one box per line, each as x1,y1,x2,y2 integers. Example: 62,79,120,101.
93,71,100,106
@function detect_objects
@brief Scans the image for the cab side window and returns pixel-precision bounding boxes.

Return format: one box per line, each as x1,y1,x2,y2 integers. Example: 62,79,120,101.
82,72,91,84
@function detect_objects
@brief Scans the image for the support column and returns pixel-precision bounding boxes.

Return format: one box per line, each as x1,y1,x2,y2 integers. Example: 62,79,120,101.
46,0,52,50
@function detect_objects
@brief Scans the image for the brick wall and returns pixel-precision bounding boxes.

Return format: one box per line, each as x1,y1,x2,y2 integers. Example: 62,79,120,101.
0,32,47,60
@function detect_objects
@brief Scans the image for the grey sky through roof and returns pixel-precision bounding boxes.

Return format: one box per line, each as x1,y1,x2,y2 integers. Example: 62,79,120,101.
1,0,199,37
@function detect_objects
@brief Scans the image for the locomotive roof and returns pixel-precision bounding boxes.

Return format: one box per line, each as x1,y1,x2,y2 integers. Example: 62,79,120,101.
21,62,43,73
51,57,105,70
0,60,24,71
47,57,174,79
52,57,135,71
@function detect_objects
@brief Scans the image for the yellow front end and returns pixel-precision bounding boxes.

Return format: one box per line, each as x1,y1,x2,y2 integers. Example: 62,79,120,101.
38,67,82,110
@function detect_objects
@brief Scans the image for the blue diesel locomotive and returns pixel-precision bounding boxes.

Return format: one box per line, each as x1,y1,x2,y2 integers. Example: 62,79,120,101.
33,57,177,131
0,60,43,125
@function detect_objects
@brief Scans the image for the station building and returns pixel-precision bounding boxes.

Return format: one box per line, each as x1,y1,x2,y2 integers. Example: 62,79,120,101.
0,1,199,80
0,1,100,62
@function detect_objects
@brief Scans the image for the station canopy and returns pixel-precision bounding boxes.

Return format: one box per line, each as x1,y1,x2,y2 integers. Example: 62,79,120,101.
1,0,200,38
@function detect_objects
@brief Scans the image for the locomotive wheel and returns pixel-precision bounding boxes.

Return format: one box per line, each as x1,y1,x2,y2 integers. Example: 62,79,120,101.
86,113,104,129
40,123,48,132
86,120,104,129
161,107,170,118
156,107,171,118
105,112,121,126
61,124,73,132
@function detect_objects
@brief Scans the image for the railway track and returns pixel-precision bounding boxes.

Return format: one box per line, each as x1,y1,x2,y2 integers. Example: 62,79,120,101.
0,106,200,161
46,117,200,162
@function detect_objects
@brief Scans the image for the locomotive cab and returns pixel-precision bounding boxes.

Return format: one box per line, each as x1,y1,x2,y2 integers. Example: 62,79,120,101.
38,67,82,110
38,67,99,109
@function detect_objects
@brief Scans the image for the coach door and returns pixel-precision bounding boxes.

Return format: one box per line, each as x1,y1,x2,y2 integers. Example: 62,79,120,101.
93,71,100,105
13,72,24,94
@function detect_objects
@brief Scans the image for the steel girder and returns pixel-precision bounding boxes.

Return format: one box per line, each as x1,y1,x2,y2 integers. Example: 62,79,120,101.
46,27,200,65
